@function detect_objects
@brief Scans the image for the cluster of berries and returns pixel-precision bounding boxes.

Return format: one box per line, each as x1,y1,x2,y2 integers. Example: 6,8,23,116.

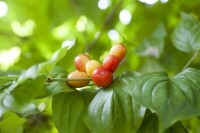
67,43,126,88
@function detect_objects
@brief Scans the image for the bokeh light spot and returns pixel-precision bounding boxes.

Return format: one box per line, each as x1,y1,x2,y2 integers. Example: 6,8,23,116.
76,16,88,32
0,47,21,71
119,9,132,25
11,19,35,37
0,1,8,17
139,0,159,5
98,0,110,10
108,29,119,41
62,39,75,50
161,0,168,3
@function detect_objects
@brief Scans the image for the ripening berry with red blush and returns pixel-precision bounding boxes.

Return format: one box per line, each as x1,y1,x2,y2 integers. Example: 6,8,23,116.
74,54,90,72
109,43,126,62
102,55,120,72
92,67,113,88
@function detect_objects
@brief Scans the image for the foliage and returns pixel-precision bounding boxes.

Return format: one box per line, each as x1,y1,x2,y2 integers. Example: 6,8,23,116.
130,68,200,132
1,0,200,133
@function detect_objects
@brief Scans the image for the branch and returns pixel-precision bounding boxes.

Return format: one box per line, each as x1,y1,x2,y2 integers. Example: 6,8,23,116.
86,0,124,52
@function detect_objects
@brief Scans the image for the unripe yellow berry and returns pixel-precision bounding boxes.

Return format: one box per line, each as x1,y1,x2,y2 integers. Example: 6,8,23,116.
86,60,101,77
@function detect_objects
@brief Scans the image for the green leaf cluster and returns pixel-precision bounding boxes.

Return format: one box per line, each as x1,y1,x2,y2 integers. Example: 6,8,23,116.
0,46,70,132
1,0,200,132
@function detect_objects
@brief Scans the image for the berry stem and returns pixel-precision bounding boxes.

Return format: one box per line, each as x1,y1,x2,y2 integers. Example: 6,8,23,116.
88,83,95,86
47,78,92,82
0,77,17,81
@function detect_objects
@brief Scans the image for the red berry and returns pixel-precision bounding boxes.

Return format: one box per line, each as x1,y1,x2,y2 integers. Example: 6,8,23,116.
92,67,113,88
74,54,90,72
109,43,126,62
102,55,120,72
67,71,90,88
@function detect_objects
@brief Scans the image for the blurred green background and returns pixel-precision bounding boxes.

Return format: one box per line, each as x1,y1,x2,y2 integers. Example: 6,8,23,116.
1,0,200,132
2,0,200,75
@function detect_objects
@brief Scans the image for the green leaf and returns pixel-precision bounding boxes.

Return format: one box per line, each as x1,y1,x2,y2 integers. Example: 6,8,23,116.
46,66,72,95
137,110,188,133
0,82,12,93
136,109,159,133
0,76,46,116
0,76,15,86
164,122,188,133
138,57,164,73
172,13,200,53
10,76,46,101
136,24,166,58
16,46,68,83
18,46,69,80
0,76,16,94
129,68,200,132
23,113,55,133
0,111,25,133
52,89,97,133
38,46,69,74
0,46,69,115
84,71,145,133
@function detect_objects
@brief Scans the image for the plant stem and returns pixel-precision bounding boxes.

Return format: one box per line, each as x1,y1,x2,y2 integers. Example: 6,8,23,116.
182,52,198,71
0,77,16,81
47,78,92,82
0,77,92,83
88,83,95,86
